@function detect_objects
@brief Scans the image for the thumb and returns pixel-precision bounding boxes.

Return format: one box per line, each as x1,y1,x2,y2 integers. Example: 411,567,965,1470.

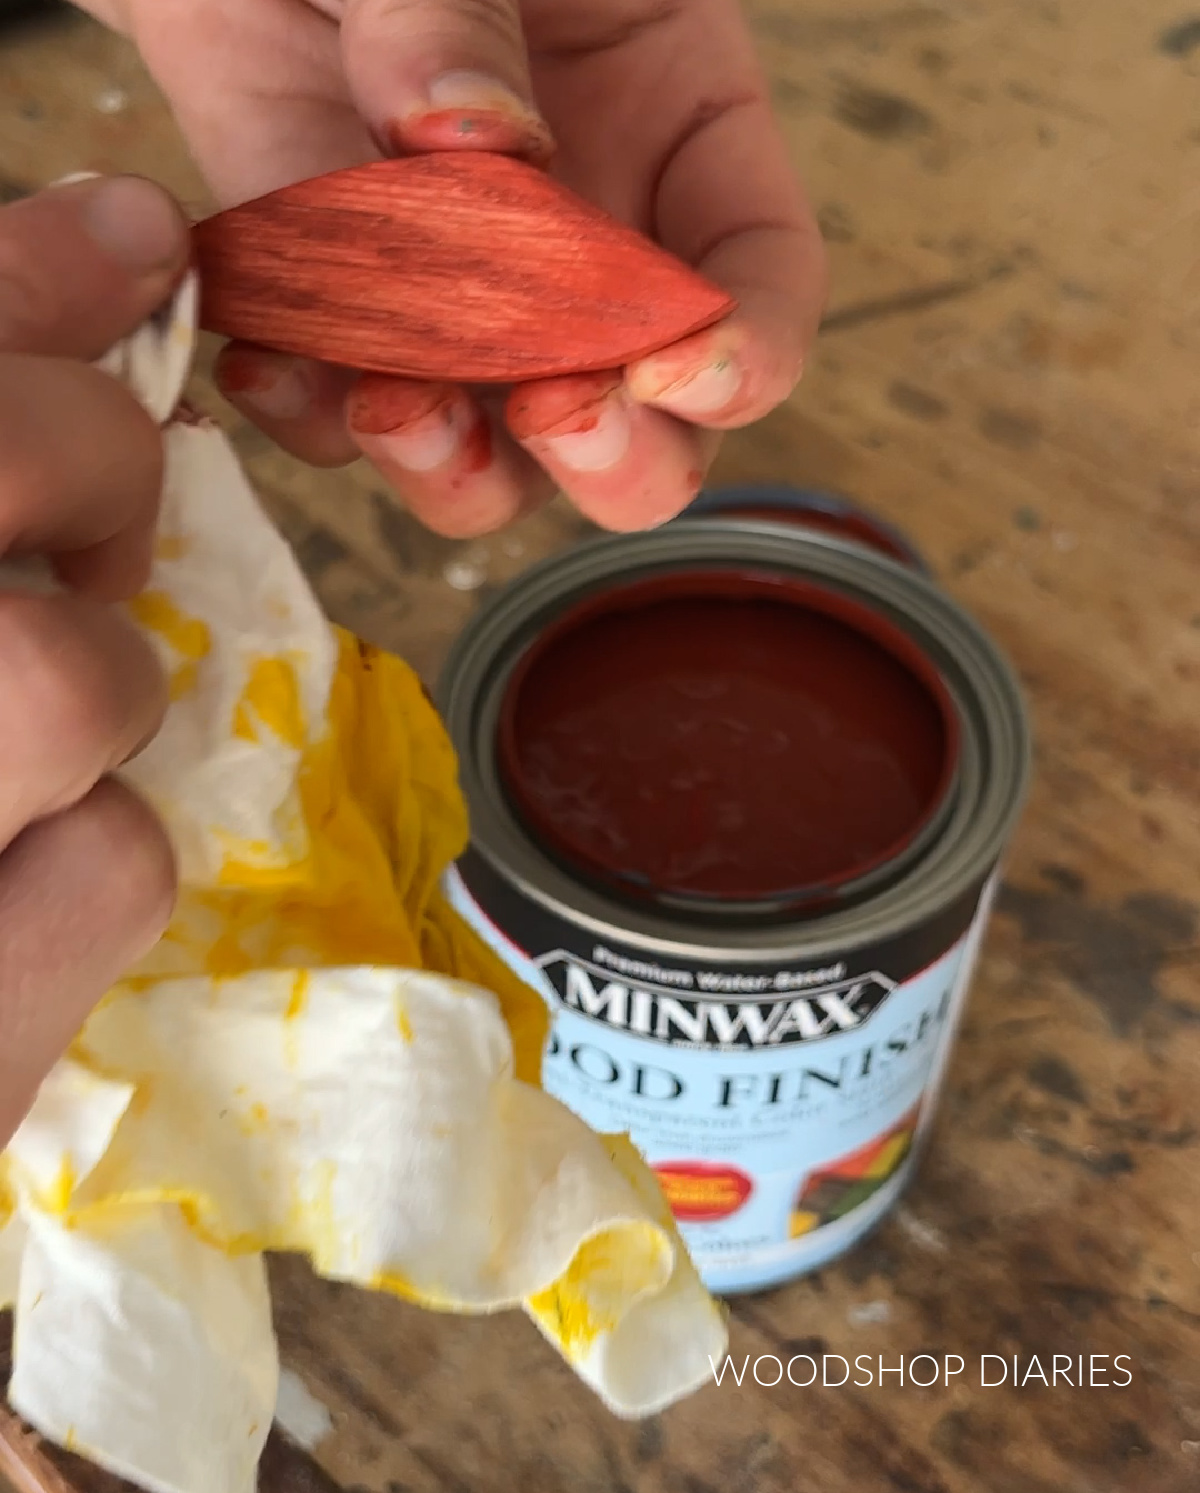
0,176,188,360
341,0,553,161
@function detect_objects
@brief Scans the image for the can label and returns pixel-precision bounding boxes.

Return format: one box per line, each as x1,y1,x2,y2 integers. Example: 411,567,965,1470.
446,859,997,1293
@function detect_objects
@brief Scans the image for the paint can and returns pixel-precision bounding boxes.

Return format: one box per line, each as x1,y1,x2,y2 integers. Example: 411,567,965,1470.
438,519,1031,1295
683,483,931,574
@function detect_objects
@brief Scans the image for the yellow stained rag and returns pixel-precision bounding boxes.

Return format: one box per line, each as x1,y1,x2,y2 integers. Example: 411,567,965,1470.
0,272,726,1493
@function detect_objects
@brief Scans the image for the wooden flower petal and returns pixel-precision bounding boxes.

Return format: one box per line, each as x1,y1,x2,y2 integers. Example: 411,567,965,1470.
191,153,735,383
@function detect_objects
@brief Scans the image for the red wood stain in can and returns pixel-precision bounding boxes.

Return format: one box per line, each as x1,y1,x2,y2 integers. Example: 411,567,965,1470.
498,571,958,910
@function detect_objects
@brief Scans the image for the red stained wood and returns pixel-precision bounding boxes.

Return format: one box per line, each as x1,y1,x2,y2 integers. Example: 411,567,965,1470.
191,153,735,384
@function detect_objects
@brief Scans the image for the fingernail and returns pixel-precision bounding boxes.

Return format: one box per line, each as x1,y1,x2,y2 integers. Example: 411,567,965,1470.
428,70,537,120
537,393,632,473
634,355,742,418
353,385,466,471
81,175,185,275
218,350,314,421
377,409,462,471
389,71,554,160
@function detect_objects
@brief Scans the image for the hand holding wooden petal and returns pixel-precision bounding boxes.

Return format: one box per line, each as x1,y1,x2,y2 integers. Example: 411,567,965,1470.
191,153,736,384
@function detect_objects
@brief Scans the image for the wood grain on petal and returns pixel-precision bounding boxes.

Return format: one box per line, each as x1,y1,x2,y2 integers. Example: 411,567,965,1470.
191,153,735,383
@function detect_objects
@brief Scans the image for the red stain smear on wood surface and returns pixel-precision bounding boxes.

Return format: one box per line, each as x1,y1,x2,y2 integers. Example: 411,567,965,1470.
192,153,735,384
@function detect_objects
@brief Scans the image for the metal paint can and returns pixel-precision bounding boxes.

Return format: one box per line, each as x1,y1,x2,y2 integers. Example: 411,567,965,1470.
438,520,1031,1295
683,484,931,575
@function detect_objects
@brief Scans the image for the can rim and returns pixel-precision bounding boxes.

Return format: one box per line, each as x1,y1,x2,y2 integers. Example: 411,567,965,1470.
684,485,931,575
438,519,1032,963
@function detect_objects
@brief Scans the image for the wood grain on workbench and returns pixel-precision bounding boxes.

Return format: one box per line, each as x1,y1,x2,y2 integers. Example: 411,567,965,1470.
0,3,1197,1492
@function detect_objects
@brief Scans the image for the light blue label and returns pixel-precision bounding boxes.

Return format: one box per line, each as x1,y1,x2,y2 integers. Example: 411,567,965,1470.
445,868,995,1293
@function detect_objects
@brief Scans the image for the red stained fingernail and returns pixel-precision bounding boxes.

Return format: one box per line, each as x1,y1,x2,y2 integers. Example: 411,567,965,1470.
387,108,554,164
386,70,555,164
216,346,313,420
350,377,495,476
507,375,631,473
646,356,741,417
505,373,622,440
627,336,744,418
348,376,451,436
539,401,631,473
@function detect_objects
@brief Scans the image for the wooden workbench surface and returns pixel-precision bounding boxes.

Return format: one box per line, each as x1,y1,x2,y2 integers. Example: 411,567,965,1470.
1,4,1197,1491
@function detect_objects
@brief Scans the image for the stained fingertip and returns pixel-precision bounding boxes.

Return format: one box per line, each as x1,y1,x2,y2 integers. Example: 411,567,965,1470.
349,378,475,468
627,339,742,419
634,355,743,422
375,70,555,164
626,316,802,430
216,343,314,419
363,455,526,538
568,467,703,533
215,343,359,466
348,375,453,439
352,381,537,537
385,108,554,164
509,383,709,532
504,372,623,440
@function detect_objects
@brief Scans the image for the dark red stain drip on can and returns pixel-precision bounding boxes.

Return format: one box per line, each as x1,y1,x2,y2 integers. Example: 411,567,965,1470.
498,570,959,910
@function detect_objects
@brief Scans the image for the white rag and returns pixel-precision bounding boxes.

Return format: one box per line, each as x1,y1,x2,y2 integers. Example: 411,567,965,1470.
0,272,726,1493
